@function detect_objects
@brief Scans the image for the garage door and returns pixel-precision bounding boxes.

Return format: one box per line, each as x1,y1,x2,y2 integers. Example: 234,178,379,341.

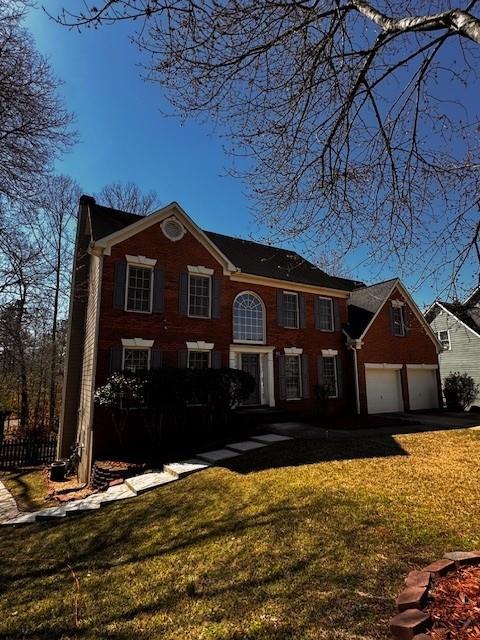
407,368,439,410
365,367,404,414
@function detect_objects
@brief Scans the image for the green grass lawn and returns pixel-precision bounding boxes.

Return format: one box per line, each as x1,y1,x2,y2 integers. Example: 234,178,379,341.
0,428,479,640
0,468,52,512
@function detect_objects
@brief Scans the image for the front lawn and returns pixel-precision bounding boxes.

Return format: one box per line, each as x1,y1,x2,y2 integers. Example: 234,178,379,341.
0,429,479,639
0,468,53,512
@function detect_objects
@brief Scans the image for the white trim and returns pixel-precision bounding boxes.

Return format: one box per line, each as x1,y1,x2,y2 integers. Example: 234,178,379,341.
121,338,154,348
186,341,214,350
406,364,439,370
282,290,299,329
433,302,480,340
436,328,451,351
229,271,350,298
284,347,303,355
160,216,186,242
321,349,338,357
93,202,237,274
365,363,403,370
122,345,151,371
229,345,275,407
125,254,157,267
125,263,154,314
232,291,266,345
317,296,334,332
349,345,361,414
187,349,212,368
187,272,212,319
187,265,214,276
391,299,405,308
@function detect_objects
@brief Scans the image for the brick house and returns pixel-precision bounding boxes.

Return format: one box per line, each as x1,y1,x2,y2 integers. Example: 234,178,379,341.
60,196,441,481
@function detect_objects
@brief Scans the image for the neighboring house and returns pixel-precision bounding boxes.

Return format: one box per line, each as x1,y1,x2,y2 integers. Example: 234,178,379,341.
426,287,480,407
60,196,441,481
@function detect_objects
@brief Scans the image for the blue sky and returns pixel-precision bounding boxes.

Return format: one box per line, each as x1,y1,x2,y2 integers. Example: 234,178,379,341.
26,6,476,306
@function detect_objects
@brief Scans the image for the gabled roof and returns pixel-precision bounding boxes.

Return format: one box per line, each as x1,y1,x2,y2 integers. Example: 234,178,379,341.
345,279,397,338
464,285,480,306
84,196,362,292
427,300,480,338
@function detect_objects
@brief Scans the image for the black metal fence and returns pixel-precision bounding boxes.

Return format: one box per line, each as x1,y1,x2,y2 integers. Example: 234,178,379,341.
0,435,58,469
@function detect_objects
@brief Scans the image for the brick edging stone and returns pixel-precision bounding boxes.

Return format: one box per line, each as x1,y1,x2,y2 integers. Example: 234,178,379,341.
390,551,480,640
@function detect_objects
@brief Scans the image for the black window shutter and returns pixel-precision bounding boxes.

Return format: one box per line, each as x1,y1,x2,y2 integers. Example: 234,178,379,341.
314,297,320,330
211,277,221,319
317,355,325,386
336,357,343,397
113,261,127,309
152,267,165,313
212,351,222,368
333,299,341,331
278,355,286,400
151,348,162,369
178,350,188,368
301,354,310,399
110,346,123,373
277,290,285,327
179,273,189,315
298,293,306,328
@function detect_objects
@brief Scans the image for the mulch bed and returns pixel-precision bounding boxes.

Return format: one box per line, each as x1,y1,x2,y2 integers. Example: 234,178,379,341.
428,566,480,639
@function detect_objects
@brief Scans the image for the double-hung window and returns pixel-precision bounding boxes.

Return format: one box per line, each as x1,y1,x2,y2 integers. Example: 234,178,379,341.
392,305,405,336
188,350,211,369
285,355,302,400
283,292,299,328
317,297,334,331
126,266,152,312
123,348,150,373
322,356,338,398
437,330,451,350
188,274,211,318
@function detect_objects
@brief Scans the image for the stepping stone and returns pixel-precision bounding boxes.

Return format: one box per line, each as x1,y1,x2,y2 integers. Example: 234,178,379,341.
126,472,176,495
101,484,136,504
389,609,430,640
196,449,241,463
64,498,102,515
1,512,37,526
35,506,67,521
251,433,293,443
226,440,267,452
164,460,210,479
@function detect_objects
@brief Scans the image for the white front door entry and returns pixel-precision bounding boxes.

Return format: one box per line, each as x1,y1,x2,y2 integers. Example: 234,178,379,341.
229,346,275,407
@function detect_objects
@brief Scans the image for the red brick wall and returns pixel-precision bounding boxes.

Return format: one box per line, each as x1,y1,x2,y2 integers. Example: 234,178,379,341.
92,223,354,453
356,287,440,413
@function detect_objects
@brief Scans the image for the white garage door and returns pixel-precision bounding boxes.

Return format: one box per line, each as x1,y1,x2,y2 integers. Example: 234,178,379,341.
407,369,439,411
365,367,404,414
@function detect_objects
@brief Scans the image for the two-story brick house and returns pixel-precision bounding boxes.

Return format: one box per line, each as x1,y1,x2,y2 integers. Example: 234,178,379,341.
60,196,441,481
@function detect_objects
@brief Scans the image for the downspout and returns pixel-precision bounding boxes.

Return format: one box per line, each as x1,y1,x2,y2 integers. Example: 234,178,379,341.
348,344,361,415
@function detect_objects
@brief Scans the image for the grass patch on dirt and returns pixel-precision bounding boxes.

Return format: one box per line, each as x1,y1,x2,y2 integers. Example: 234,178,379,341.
0,428,479,640
0,468,53,512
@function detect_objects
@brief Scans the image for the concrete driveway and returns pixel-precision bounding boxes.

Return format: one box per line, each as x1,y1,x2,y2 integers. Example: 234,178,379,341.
393,411,480,429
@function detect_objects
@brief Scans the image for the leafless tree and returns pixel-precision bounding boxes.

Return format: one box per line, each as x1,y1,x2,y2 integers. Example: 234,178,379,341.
0,1,74,201
56,1,480,295
97,181,161,214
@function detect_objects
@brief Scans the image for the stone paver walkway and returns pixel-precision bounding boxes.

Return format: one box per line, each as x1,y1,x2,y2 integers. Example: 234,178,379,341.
0,433,293,527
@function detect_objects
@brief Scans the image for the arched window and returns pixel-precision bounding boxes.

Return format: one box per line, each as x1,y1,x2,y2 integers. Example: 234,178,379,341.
233,292,265,343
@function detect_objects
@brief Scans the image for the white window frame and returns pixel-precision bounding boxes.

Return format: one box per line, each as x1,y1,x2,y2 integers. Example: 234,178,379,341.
285,354,302,401
283,291,299,329
122,346,152,372
322,355,338,399
187,273,212,319
392,304,405,336
437,329,451,351
187,349,212,369
317,296,334,332
233,291,266,345
125,260,155,314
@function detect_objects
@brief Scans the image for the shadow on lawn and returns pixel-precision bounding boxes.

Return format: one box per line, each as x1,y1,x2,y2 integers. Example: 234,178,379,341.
223,434,408,475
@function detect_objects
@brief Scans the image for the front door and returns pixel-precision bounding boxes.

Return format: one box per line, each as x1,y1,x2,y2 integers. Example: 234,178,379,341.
241,353,261,405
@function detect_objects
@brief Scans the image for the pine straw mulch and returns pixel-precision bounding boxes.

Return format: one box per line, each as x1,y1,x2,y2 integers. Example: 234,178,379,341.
427,565,480,640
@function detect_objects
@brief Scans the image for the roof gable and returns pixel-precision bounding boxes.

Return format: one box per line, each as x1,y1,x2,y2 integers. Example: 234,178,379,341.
428,300,480,339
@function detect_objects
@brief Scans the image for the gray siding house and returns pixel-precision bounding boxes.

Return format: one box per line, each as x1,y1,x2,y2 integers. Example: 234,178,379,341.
426,287,480,407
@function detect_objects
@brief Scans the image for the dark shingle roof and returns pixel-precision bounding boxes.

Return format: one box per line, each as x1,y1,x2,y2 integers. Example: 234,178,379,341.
438,300,480,335
345,279,398,338
85,197,362,291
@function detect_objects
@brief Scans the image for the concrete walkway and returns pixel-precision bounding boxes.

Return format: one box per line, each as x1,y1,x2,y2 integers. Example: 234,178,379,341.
0,433,292,527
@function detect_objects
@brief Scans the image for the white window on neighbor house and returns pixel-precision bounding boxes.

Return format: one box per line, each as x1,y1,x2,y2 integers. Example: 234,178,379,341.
123,348,150,373
188,350,211,369
392,305,405,336
437,330,451,350
188,274,211,318
283,292,299,328
322,356,338,398
126,265,153,313
285,354,302,400
233,292,266,343
317,297,334,331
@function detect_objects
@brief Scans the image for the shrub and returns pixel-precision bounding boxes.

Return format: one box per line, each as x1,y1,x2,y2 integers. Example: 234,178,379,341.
94,372,145,445
443,372,479,411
